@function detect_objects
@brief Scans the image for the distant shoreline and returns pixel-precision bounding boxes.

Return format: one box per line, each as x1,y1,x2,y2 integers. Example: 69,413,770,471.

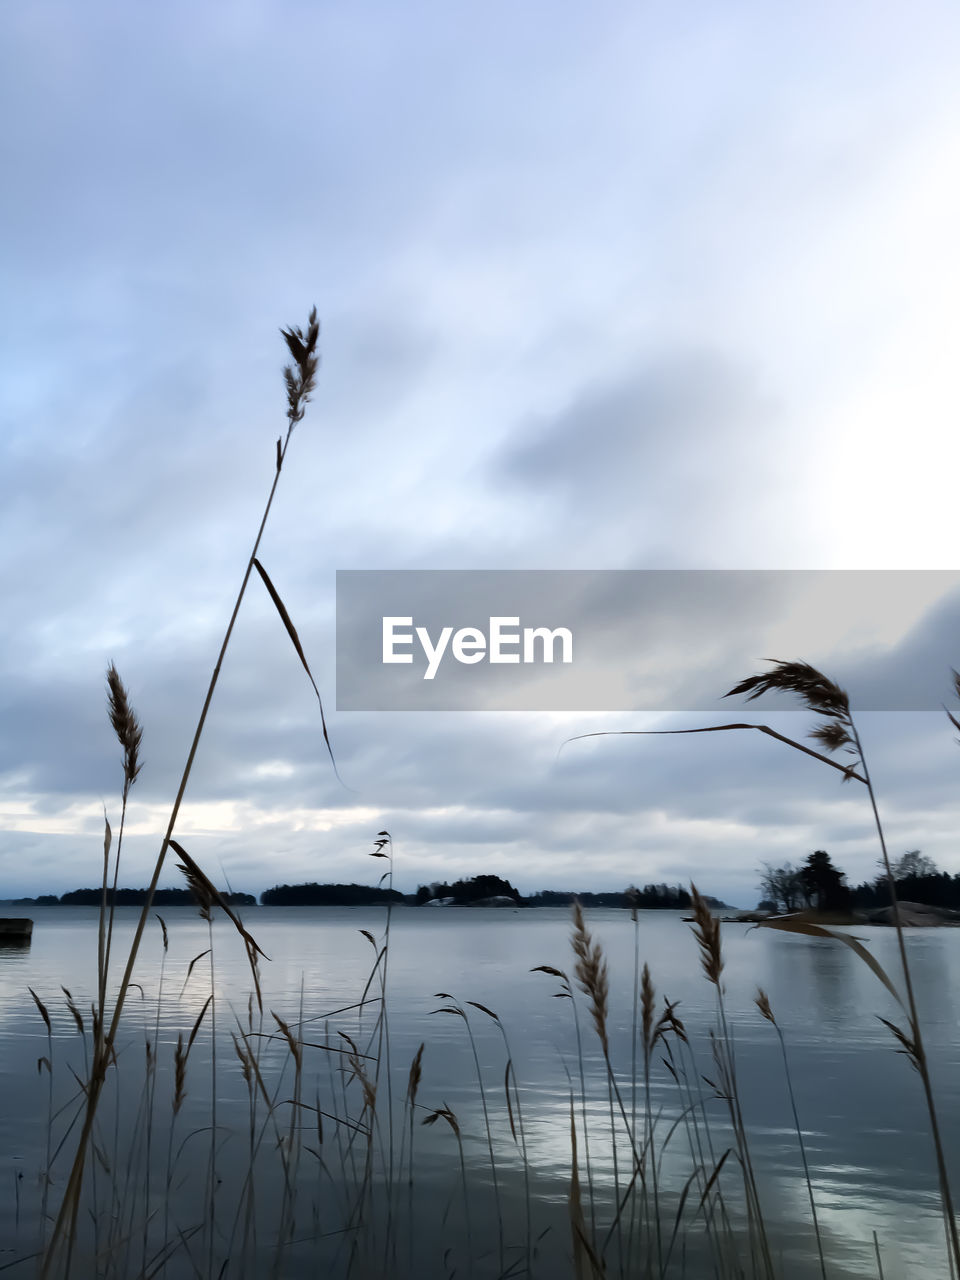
1,885,734,911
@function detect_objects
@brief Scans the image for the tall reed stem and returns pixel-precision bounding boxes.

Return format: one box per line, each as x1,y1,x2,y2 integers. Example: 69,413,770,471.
43,309,319,1278
850,723,960,1273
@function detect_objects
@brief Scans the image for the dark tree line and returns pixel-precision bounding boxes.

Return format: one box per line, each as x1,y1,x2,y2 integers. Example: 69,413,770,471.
758,849,958,913
416,879,709,908
2,879,717,911
260,883,407,906
11,888,257,907
414,875,521,905
522,885,714,909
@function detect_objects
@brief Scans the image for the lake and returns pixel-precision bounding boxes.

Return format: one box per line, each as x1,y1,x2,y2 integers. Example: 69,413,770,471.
1,905,958,1279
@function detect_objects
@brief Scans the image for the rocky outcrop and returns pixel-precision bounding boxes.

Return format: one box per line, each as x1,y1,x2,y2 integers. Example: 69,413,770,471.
421,895,519,907
864,901,960,927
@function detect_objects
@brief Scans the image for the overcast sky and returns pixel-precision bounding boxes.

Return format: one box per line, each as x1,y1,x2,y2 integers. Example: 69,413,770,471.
4,1,960,906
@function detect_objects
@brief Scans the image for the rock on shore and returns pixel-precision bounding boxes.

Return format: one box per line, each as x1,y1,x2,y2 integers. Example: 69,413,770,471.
863,901,960,927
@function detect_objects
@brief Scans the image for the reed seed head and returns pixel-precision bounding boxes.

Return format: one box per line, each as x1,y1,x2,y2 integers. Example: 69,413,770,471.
755,987,776,1025
422,1105,460,1137
173,1034,187,1114
725,659,850,720
641,962,656,1051
29,986,51,1035
726,659,858,761
689,884,724,988
232,1032,252,1084
878,1016,923,1073
653,997,686,1048
571,900,610,1057
273,1011,302,1073
177,861,214,922
407,1042,425,1105
62,987,84,1035
105,662,143,789
280,306,320,427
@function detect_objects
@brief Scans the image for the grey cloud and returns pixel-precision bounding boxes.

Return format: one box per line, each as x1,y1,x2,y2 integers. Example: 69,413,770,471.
6,0,960,909
494,354,779,553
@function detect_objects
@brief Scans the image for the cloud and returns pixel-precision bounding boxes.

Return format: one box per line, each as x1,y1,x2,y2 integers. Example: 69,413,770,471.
5,0,960,907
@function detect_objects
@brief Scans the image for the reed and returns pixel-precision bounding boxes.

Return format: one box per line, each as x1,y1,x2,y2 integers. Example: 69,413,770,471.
431,992,506,1275
755,988,827,1280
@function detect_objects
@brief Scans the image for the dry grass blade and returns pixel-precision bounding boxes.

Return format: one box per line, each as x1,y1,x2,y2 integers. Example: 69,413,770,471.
663,1167,699,1268
251,557,342,784
564,722,866,783
179,949,212,998
504,1059,518,1143
753,917,904,1009
285,1097,368,1137
169,838,268,1012
169,839,267,957
466,1001,500,1022
156,913,168,951
186,995,213,1054
696,1147,732,1215
944,668,960,740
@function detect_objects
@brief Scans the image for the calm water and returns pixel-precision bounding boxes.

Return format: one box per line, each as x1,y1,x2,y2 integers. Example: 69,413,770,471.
1,905,959,1278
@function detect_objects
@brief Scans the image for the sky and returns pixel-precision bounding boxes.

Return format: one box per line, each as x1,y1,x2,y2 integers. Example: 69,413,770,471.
3,1,960,906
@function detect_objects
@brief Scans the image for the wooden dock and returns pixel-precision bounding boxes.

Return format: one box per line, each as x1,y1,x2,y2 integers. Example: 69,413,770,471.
0,917,33,939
